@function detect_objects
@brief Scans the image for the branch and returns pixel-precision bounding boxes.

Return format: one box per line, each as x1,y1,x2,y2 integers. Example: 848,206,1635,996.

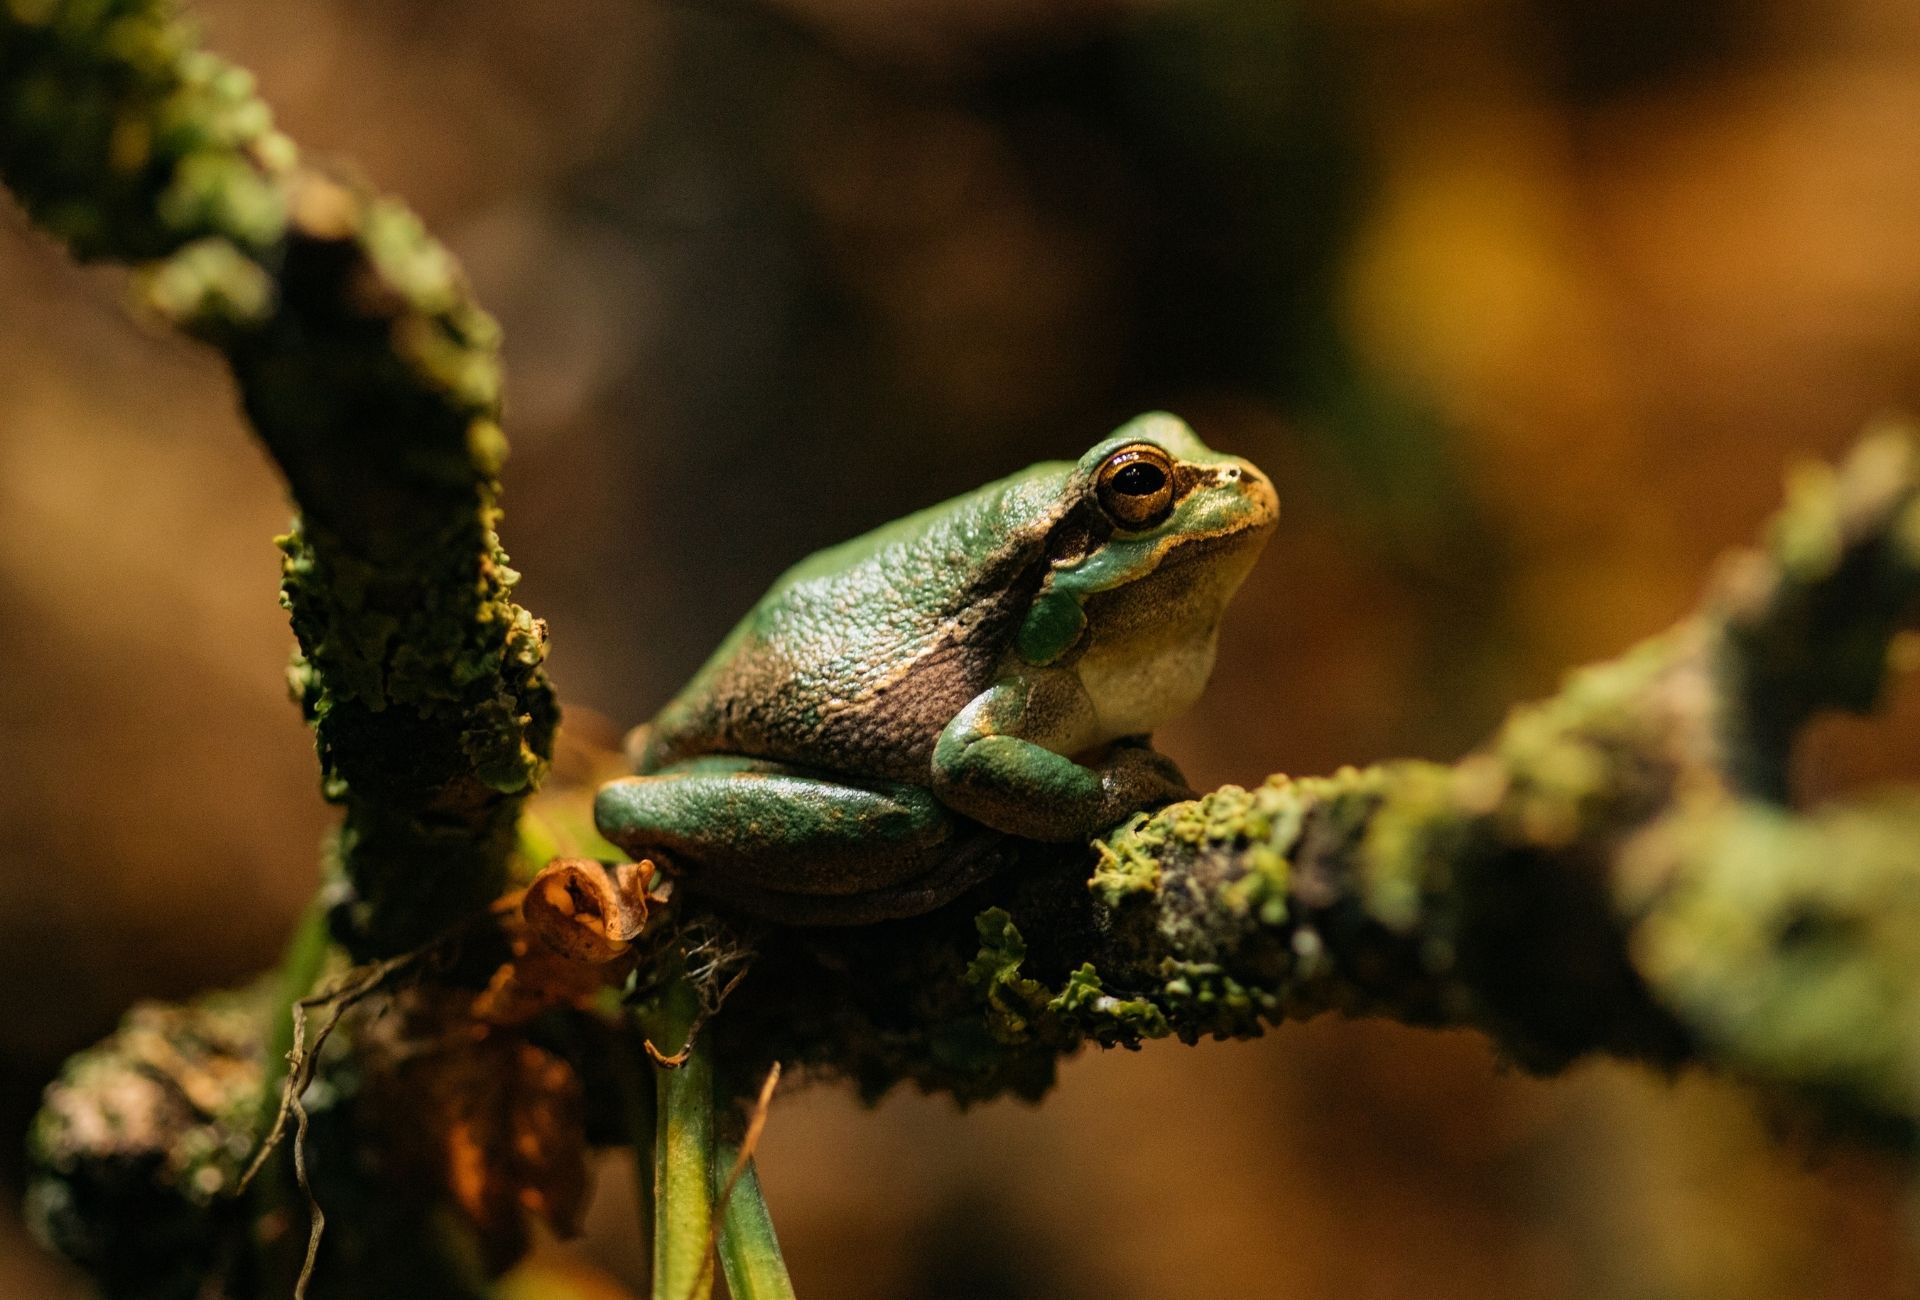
11,5,1920,1294
713,423,1920,1142
25,995,268,1300
0,0,558,958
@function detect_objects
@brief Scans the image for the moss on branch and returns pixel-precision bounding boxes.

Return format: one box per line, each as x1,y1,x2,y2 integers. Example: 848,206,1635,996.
10,5,1920,1293
1,0,558,957
713,425,1920,1139
25,995,269,1300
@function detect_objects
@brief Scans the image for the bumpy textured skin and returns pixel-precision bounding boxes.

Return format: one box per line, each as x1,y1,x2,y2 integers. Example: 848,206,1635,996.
638,463,1075,782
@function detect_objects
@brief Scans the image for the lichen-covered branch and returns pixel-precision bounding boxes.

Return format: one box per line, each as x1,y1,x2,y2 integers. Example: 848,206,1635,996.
712,424,1920,1141
26,995,269,1300
11,3,1920,1295
25,415,1914,1297
0,0,557,957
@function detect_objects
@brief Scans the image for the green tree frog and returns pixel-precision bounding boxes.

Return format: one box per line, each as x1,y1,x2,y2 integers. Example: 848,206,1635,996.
595,413,1278,923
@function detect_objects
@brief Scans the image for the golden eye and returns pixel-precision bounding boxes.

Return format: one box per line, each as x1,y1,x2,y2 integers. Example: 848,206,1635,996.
1095,444,1175,529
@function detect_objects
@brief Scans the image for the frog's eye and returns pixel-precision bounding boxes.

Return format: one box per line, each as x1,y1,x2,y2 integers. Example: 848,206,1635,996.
1095,444,1176,529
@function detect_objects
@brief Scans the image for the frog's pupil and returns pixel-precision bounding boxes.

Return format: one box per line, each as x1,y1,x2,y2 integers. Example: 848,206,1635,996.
1112,462,1166,496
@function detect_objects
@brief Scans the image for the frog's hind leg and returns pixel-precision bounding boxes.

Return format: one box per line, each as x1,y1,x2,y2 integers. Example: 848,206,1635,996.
594,757,998,923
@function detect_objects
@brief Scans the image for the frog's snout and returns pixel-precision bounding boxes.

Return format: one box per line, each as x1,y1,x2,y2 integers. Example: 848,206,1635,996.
1221,458,1279,532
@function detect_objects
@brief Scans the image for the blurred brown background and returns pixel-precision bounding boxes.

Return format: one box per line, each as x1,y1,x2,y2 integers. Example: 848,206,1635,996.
4,0,1920,1295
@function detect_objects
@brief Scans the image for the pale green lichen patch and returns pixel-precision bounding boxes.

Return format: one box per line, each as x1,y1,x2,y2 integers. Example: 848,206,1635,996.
965,908,1052,1044
136,234,273,327
280,522,551,793
964,910,1175,1051
1220,842,1292,929
1493,709,1626,849
1,0,291,260
1048,964,1171,1042
1623,797,1920,1140
1097,781,1298,919
1082,781,1329,1040
1349,762,1460,933
1771,461,1846,584
1154,960,1276,1040
1087,829,1159,909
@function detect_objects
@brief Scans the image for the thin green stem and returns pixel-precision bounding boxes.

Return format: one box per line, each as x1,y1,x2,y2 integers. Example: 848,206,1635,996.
648,982,716,1300
715,1146,797,1300
613,1021,658,1283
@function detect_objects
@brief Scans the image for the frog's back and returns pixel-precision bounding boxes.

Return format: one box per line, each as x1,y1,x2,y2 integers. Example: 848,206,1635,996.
640,461,1074,781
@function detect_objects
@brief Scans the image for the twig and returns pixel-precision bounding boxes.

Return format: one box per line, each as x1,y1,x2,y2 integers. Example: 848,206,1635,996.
714,1062,782,1216
231,945,440,1300
711,1066,795,1300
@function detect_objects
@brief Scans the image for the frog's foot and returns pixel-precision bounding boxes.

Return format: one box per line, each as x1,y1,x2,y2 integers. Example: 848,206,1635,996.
1097,736,1196,807
933,679,1195,842
594,756,989,923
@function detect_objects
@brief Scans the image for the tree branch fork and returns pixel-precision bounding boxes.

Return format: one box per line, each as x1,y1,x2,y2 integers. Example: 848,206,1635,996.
7,1,1920,1293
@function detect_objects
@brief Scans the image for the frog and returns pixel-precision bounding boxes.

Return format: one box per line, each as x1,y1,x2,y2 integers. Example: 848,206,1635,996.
594,412,1278,924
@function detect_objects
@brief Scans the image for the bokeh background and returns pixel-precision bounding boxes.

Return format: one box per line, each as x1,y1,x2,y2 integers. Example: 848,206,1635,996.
5,0,1920,1295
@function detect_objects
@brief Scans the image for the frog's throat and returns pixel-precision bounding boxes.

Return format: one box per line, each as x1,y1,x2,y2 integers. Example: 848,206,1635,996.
1017,503,1273,668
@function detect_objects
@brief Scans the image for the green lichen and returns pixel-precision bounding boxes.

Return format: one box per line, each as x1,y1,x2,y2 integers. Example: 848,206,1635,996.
1351,762,1463,933
963,911,1175,1051
976,784,1320,1049
965,908,1053,1044
1087,825,1159,910
1049,964,1170,1042
1622,796,1920,1143
137,234,274,327
1153,959,1277,1040
1099,781,1303,930
0,0,291,261
2,0,560,958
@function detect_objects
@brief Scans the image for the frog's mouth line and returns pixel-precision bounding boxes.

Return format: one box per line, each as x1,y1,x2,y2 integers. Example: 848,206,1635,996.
1143,516,1276,576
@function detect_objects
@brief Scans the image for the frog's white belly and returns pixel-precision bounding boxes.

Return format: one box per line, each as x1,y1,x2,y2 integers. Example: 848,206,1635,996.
1072,625,1219,744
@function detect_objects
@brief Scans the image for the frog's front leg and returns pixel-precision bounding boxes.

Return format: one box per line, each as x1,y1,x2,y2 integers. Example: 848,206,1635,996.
594,755,966,905
931,678,1192,842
